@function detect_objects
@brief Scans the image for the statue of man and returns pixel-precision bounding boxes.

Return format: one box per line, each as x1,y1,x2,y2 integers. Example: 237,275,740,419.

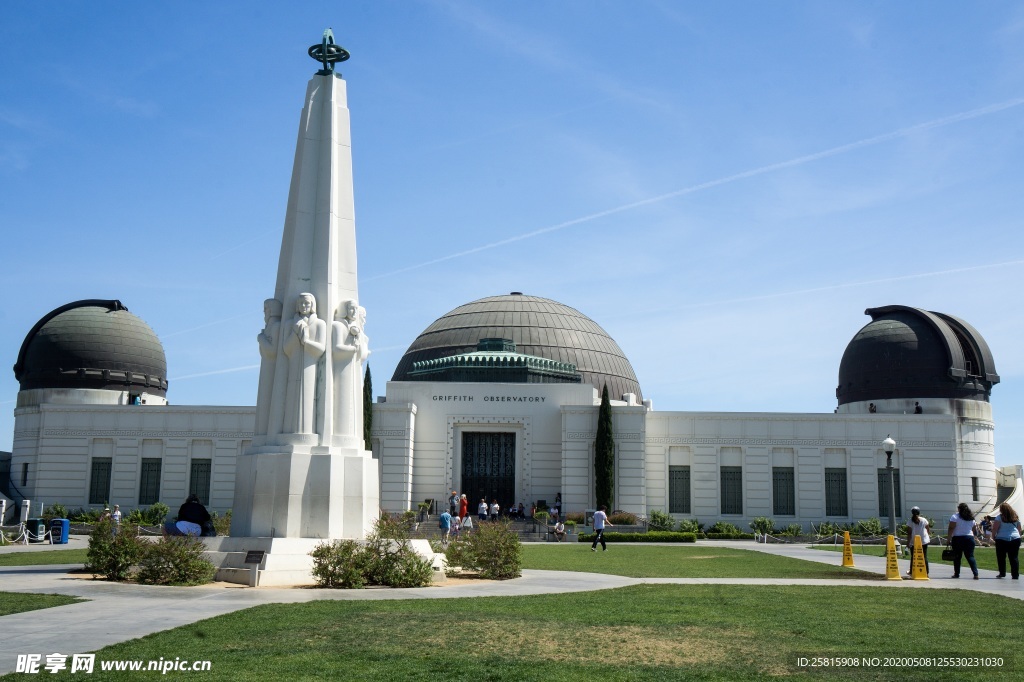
254,298,283,436
282,293,327,435
332,301,370,444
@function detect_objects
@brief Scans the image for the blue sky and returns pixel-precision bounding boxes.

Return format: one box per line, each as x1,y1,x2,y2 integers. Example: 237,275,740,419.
2,2,1022,467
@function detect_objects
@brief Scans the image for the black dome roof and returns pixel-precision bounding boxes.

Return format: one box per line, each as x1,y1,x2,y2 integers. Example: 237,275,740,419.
14,300,168,396
392,293,642,400
837,305,998,405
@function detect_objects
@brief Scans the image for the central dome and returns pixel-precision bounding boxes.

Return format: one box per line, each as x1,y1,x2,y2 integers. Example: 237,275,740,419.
392,293,642,400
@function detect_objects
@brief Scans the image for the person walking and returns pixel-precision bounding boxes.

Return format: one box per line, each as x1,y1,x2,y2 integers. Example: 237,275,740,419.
439,509,453,545
905,506,931,575
992,502,1022,579
591,505,613,552
946,502,980,579
459,493,469,520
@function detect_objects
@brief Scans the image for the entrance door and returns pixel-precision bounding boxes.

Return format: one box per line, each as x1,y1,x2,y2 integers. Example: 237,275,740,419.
461,432,516,510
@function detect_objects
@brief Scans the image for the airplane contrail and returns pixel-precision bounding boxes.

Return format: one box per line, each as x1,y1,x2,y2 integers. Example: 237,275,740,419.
171,364,260,381
365,96,1024,282
640,258,1024,315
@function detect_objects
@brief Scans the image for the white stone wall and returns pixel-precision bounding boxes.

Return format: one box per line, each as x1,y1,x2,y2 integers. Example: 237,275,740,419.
11,403,252,514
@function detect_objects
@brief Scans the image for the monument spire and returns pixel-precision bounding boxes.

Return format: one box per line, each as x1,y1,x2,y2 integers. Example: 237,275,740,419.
231,31,378,540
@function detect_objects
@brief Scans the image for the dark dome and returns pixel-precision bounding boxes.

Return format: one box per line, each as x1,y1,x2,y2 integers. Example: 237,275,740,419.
392,293,642,400
837,305,998,405
14,300,168,396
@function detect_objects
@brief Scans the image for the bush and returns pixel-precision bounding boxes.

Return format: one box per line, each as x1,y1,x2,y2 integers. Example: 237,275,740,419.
704,532,756,540
86,520,145,581
564,512,585,524
677,518,703,534
779,523,804,536
68,507,103,523
749,517,775,535
608,511,638,525
578,531,696,543
136,536,216,586
445,519,522,580
814,521,851,537
707,521,743,535
532,510,549,526
311,539,366,588
647,509,675,532
143,503,170,526
43,503,69,524
212,510,232,536
850,517,885,537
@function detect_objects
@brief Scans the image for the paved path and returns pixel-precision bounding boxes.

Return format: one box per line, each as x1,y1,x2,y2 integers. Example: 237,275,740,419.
2,538,1021,674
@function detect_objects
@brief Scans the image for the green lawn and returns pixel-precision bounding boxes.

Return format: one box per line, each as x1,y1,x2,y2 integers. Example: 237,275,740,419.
0,549,88,566
13,585,1021,681
0,592,83,617
522,543,879,579
810,544,1004,573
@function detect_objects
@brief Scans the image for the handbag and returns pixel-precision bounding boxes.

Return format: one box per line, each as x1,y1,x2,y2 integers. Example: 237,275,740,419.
941,542,955,561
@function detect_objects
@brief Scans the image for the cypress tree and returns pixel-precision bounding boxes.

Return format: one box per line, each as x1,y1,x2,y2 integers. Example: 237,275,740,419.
595,384,614,510
363,364,373,451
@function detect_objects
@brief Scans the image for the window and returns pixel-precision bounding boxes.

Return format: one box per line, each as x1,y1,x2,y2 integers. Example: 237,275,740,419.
825,468,848,516
720,466,742,515
877,469,902,517
139,458,162,505
89,458,113,505
668,466,691,514
21,462,28,487
772,467,795,516
972,477,979,502
189,460,212,506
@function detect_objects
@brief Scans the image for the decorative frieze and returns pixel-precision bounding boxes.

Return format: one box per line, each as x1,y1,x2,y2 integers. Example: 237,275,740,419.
645,436,949,448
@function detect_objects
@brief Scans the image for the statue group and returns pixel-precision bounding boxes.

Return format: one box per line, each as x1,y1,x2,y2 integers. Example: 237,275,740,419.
254,292,369,446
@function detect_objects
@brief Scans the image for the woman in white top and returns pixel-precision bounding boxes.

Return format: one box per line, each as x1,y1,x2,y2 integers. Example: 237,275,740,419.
946,502,980,579
905,506,931,575
991,502,1022,579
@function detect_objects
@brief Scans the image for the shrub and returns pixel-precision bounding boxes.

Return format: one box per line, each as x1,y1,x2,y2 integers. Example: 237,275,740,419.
457,519,521,580
68,507,103,523
647,509,675,532
136,536,216,586
564,520,577,532
850,517,885,537
749,517,775,535
43,503,69,524
212,510,232,536
143,502,170,526
532,510,549,526
578,531,696,543
352,515,434,588
564,512,585,525
707,521,743,535
677,518,704,534
441,538,477,577
779,523,804,536
86,520,145,581
311,539,366,588
704,532,756,540
608,511,638,525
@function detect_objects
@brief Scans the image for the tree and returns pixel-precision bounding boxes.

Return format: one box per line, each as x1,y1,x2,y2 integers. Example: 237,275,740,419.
595,384,614,510
363,364,373,452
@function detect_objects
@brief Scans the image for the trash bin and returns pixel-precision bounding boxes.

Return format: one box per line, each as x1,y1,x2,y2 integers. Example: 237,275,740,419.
26,518,46,543
50,518,70,545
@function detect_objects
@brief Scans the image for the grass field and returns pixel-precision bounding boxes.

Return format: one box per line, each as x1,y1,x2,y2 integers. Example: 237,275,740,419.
0,592,83,617
0,549,88,566
810,544,1005,573
522,543,879,579
15,585,1021,681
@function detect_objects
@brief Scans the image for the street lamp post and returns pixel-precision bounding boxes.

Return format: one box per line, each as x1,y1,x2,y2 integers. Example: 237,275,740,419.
883,435,897,537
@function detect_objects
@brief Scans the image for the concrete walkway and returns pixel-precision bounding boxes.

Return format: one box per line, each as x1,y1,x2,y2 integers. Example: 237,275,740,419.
2,538,1021,675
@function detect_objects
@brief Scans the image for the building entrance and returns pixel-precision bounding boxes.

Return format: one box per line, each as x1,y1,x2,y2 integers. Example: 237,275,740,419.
461,432,516,510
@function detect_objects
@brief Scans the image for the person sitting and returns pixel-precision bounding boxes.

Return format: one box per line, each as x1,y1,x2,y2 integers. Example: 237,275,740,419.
552,520,566,542
163,494,211,538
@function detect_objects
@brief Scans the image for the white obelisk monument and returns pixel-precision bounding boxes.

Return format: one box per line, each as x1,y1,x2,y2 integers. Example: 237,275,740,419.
231,30,378,540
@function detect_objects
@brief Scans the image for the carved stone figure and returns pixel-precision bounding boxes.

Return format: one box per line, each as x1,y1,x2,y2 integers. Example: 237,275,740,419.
254,298,283,436
282,293,327,434
332,301,370,444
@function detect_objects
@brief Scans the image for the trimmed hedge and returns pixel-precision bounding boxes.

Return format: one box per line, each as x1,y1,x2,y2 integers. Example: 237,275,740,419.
578,531,696,543
703,532,756,540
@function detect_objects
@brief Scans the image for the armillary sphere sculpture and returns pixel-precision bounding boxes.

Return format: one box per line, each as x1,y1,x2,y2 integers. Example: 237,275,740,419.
309,28,350,74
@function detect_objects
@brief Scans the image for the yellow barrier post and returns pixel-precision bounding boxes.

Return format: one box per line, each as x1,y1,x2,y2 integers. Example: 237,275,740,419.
910,535,929,580
885,535,902,580
842,531,854,567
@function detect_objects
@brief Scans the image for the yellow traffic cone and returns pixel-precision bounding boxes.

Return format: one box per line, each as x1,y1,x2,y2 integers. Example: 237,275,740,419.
885,535,902,580
910,535,929,580
842,530,855,567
